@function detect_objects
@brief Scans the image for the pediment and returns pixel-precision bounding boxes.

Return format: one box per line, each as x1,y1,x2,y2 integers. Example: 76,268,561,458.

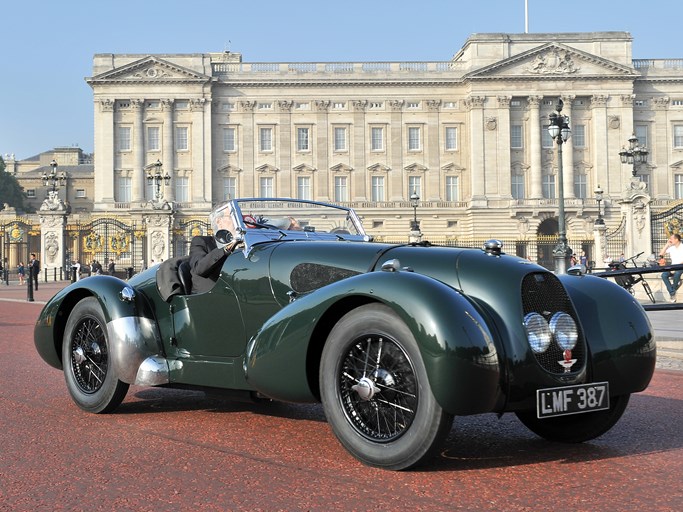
441,162,465,172
293,163,317,173
217,164,242,174
367,163,391,173
330,163,353,173
88,56,211,84
670,160,683,169
404,163,428,173
466,43,637,80
255,163,279,173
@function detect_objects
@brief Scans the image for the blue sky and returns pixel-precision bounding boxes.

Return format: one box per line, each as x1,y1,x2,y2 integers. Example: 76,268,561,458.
0,0,680,161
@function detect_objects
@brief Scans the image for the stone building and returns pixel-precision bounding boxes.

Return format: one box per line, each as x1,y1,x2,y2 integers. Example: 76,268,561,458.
5,31,683,274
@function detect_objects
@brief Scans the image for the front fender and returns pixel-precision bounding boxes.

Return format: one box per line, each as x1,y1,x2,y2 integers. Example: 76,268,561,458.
34,276,163,384
559,274,656,394
245,270,501,414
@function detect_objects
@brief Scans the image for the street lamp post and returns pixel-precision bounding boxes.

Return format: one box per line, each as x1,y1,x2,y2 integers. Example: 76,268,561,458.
594,184,604,226
619,133,649,178
409,190,421,243
547,98,572,274
146,160,171,204
42,159,67,199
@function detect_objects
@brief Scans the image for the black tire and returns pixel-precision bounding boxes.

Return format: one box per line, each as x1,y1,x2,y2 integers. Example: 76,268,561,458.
319,303,453,470
515,394,630,443
62,297,129,413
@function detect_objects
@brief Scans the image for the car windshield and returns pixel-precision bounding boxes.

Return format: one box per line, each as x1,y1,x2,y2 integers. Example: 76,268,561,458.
232,199,365,237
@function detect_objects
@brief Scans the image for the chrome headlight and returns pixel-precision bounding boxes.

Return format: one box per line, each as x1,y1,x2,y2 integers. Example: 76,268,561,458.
524,312,552,353
549,312,578,350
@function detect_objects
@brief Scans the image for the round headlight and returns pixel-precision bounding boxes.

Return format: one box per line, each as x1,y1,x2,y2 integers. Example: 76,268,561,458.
524,312,552,353
549,312,578,350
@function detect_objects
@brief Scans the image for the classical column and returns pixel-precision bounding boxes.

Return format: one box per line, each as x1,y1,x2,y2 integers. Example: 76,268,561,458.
240,100,256,197
591,95,609,191
190,98,207,203
278,100,293,197
95,99,116,206
131,99,145,203
426,100,442,201
561,95,575,198
388,100,404,201
352,100,367,200
315,100,331,201
466,96,486,205
161,99,175,202
528,95,543,199
497,96,512,198
652,96,670,199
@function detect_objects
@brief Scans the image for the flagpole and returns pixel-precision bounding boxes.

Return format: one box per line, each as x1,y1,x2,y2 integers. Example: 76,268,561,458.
525,0,529,33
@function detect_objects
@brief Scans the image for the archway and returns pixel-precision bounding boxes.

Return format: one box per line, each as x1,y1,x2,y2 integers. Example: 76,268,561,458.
537,218,559,270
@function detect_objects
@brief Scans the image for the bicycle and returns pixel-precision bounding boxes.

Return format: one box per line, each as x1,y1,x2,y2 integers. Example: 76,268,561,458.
607,252,656,303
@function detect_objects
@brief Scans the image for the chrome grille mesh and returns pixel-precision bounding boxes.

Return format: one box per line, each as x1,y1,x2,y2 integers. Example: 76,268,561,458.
521,272,585,374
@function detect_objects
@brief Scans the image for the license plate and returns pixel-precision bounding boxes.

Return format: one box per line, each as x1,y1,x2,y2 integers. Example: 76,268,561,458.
536,382,610,419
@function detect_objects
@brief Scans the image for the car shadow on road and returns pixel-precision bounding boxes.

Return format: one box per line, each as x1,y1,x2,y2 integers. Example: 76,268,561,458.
124,388,680,471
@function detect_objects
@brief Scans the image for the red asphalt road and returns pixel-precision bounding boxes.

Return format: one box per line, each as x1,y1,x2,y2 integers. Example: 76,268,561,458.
0,284,682,511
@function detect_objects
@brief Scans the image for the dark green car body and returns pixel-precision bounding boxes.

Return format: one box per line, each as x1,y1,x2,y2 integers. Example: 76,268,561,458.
33,199,655,469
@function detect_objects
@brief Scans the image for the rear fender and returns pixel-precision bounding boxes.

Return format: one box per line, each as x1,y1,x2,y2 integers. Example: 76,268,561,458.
245,270,501,414
34,276,163,385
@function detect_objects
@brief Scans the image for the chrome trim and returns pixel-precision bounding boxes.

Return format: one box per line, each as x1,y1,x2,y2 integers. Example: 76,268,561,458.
119,286,136,303
107,316,162,384
135,356,171,386
381,259,401,272
482,239,503,256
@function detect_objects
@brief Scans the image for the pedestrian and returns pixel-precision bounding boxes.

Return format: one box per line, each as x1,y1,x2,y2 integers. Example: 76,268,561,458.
72,260,81,281
659,234,683,302
108,259,115,276
17,262,25,285
29,253,40,291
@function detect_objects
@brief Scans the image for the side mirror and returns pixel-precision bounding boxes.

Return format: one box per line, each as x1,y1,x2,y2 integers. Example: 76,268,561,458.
215,229,233,245
567,264,587,276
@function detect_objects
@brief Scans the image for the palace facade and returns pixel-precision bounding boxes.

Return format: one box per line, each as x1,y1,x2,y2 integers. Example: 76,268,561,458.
4,31,683,272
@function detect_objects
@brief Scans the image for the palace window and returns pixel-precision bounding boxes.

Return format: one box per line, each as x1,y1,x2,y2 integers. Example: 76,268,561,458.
223,177,237,200
675,174,683,199
117,127,131,152
445,127,458,151
510,125,523,148
408,176,422,198
116,176,131,202
334,127,347,151
445,176,459,201
371,127,384,151
542,174,556,199
541,125,553,148
371,176,385,202
574,174,587,199
259,127,273,152
573,125,586,148
297,127,310,152
674,125,683,148
175,127,188,151
175,176,189,202
635,124,648,148
26,189,36,198
260,176,274,197
334,176,348,202
511,174,525,199
297,176,311,200
223,127,236,152
76,189,86,198
147,126,160,151
408,127,421,151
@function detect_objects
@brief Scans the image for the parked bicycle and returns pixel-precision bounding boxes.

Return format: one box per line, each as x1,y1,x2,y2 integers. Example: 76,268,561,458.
607,252,656,303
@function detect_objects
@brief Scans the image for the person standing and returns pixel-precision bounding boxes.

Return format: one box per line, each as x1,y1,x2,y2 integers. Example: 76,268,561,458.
659,233,683,302
107,259,115,276
29,252,40,291
17,262,25,285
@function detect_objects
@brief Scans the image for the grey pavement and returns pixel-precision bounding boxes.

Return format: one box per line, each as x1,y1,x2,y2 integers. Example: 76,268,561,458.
0,278,681,371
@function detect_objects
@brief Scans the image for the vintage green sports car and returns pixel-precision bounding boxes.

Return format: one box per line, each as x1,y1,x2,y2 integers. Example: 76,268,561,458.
34,198,656,470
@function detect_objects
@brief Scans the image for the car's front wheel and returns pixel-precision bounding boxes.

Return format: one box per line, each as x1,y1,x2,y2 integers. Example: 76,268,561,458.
320,303,453,470
62,297,129,413
515,393,630,443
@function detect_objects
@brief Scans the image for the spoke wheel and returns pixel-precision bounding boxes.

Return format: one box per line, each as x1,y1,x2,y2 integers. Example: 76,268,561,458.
63,297,128,413
642,280,656,303
320,303,452,470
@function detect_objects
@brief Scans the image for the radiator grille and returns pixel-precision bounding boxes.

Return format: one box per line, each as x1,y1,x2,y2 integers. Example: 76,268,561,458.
521,272,585,374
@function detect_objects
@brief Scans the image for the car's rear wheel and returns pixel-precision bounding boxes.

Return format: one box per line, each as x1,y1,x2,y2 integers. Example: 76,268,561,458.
515,393,630,443
62,297,129,413
320,303,453,470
